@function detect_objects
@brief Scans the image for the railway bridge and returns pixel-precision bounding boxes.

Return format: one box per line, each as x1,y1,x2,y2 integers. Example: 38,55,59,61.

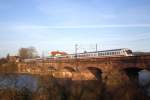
18,55,150,86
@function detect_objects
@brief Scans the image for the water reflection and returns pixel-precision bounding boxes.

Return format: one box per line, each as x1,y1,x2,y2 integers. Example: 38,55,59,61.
0,74,38,92
0,72,149,99
139,70,150,96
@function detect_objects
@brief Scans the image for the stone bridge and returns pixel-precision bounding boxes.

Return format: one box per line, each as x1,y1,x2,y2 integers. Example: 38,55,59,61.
18,55,150,86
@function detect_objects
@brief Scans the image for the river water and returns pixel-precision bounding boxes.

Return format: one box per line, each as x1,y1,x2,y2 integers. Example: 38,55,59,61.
139,70,150,96
0,74,38,92
0,70,149,99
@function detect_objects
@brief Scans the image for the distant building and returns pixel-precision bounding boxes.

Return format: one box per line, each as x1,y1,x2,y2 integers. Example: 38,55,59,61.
8,56,21,62
49,51,68,58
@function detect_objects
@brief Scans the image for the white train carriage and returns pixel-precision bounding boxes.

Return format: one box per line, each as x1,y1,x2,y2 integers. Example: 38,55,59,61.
67,48,133,58
53,48,133,59
98,48,133,56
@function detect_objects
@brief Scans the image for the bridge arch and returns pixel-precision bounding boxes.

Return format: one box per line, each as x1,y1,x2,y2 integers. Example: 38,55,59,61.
48,66,56,71
62,66,76,72
85,67,102,80
54,66,76,79
122,67,143,82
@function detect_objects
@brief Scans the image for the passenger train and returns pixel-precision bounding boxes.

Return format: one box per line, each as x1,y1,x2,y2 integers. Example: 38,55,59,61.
67,48,133,59
23,48,133,62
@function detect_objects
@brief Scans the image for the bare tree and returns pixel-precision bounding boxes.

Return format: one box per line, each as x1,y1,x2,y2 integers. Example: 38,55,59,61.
18,47,38,59
28,47,38,58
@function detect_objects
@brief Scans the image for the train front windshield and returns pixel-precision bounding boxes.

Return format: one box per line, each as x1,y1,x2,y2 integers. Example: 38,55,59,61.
126,50,132,54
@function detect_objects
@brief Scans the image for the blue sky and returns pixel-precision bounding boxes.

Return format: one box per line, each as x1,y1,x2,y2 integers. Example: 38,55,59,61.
0,0,150,57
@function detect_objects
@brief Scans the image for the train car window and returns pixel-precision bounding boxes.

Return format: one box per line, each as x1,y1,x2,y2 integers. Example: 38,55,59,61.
119,51,121,54
100,53,101,55
112,52,114,55
113,52,115,55
110,52,112,55
115,52,117,55
119,52,121,54
116,52,118,55
100,53,102,56
105,52,107,55
121,51,123,54
107,52,109,55
98,53,101,56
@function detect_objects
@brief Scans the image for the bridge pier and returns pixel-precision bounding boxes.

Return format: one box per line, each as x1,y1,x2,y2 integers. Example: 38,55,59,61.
101,70,126,89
